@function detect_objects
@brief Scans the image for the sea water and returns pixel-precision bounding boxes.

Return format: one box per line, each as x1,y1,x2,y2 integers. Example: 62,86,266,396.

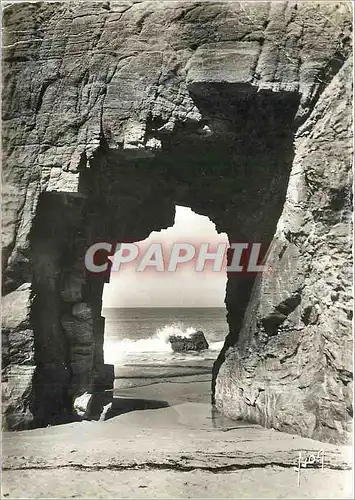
102,307,228,382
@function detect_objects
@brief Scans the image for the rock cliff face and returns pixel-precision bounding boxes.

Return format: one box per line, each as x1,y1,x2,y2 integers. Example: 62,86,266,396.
2,1,352,441
215,60,353,444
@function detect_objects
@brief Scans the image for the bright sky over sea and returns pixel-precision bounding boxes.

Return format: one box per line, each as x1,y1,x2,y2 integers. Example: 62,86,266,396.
102,206,228,308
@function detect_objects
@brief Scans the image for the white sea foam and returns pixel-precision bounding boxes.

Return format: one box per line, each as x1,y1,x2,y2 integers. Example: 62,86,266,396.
209,341,224,351
104,323,223,365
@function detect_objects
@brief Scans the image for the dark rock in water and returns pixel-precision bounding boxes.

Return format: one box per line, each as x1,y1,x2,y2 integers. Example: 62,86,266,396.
169,331,209,352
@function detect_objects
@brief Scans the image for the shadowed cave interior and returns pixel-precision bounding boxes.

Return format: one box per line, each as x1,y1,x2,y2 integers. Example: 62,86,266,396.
23,85,300,428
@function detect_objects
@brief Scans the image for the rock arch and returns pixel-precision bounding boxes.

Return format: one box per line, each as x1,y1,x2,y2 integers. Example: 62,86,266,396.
2,1,352,442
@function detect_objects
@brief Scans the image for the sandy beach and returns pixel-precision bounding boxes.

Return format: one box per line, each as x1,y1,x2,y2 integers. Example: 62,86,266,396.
2,376,353,499
2,0,353,497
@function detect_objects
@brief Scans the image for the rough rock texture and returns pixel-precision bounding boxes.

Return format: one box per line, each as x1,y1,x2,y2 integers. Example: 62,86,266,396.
1,0,353,440
215,60,353,444
169,330,209,352
2,283,35,429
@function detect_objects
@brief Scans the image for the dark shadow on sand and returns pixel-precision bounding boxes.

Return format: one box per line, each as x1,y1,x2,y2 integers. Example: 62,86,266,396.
104,397,170,421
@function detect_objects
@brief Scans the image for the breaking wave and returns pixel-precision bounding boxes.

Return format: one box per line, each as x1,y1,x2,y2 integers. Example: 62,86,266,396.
104,323,223,365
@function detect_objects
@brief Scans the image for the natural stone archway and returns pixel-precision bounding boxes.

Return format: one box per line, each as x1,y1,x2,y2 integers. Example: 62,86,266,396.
2,1,352,443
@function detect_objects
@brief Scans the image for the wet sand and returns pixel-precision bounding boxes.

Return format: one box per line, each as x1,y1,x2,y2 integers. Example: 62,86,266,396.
2,377,353,499
114,372,212,401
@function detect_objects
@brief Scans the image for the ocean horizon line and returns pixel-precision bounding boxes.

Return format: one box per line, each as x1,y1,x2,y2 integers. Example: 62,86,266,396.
102,306,226,309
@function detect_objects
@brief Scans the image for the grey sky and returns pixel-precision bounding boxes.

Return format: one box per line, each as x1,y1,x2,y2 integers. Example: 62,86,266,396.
102,206,228,307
